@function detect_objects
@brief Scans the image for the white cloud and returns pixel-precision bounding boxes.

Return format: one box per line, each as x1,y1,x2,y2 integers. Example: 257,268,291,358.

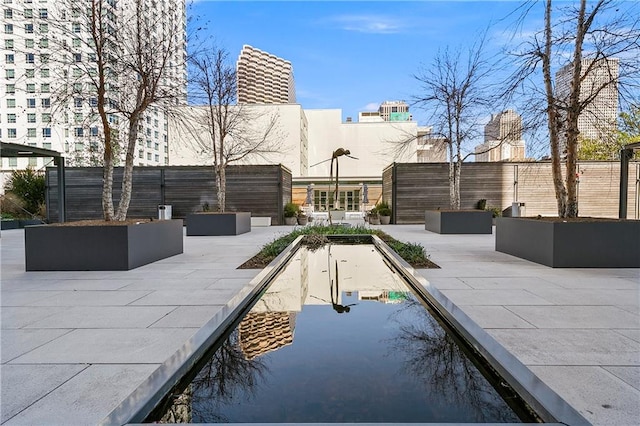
362,102,380,111
330,14,406,34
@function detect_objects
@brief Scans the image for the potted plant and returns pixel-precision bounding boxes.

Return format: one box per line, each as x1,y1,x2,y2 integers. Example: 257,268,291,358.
284,202,299,225
377,201,392,225
368,207,380,225
297,210,308,226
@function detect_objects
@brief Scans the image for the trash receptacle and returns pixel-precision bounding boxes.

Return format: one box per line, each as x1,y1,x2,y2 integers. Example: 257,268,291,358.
158,205,172,220
511,202,526,217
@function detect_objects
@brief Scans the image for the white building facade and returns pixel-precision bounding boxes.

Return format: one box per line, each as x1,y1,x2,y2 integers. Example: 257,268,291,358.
1,0,187,180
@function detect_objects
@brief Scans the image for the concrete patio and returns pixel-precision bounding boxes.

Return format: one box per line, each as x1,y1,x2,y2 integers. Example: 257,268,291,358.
1,224,638,425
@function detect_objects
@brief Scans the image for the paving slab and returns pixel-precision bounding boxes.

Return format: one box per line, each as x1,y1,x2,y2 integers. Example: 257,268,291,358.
505,305,639,328
0,364,88,423
528,365,640,426
10,328,198,364
2,364,158,426
487,328,640,365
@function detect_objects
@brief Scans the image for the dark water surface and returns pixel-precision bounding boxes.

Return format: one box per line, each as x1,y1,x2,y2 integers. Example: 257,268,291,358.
151,244,527,423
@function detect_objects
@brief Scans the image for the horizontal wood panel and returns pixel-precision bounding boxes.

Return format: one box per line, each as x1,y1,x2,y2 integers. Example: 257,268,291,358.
384,161,640,223
47,165,291,225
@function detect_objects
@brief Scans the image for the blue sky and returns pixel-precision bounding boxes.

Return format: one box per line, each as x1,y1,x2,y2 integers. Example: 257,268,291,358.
188,1,541,126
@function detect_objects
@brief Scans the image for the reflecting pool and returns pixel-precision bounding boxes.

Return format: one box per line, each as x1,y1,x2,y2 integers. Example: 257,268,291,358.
149,244,532,423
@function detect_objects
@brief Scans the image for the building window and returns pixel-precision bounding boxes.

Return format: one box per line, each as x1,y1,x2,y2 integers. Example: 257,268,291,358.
72,68,82,78
40,68,49,77
88,53,96,62
25,69,35,78
39,38,48,48
4,39,14,49
73,83,82,92
41,113,51,122
4,8,12,18
71,22,80,33
90,127,98,136
39,23,48,33
147,153,152,160
24,23,33,33
40,53,49,63
43,142,51,150
5,83,15,94
74,97,82,108
155,154,159,162
72,38,81,47
4,23,13,33
41,98,50,108
5,69,14,79
25,53,34,63
74,112,82,122
40,83,50,92
6,98,16,108
25,39,34,48
73,53,81,62
89,97,97,107
42,128,51,138
8,113,16,123
74,127,83,137
26,83,35,93
26,98,35,108
24,8,32,18
27,128,36,138
28,157,37,167
8,128,17,138
27,113,36,123
8,157,17,167
38,8,47,18
138,150,143,159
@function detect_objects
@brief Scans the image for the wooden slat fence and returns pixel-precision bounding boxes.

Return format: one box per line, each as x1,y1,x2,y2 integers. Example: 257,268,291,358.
383,161,640,223
46,165,292,225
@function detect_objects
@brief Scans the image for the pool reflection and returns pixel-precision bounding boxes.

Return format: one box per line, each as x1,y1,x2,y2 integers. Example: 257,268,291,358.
152,244,524,423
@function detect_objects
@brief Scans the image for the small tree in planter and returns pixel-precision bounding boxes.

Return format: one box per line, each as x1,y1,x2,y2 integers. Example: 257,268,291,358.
495,0,640,267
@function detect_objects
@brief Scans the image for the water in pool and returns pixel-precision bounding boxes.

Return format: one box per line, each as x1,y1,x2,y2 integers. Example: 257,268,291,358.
151,244,530,423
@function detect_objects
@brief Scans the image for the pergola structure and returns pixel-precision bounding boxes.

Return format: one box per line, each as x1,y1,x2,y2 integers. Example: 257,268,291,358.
619,141,640,219
1,142,66,222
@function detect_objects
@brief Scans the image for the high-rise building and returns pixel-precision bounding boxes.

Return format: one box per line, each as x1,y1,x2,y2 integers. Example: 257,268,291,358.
236,45,296,104
555,58,619,143
475,110,526,162
378,101,412,122
0,0,187,173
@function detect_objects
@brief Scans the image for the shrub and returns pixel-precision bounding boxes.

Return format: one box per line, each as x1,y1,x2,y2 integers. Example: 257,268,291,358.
477,199,487,210
5,168,45,218
284,202,300,218
377,201,391,217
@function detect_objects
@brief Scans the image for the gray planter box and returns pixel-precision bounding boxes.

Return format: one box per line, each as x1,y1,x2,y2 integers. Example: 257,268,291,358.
25,219,184,271
186,212,251,236
425,210,493,234
2,219,45,230
495,217,640,268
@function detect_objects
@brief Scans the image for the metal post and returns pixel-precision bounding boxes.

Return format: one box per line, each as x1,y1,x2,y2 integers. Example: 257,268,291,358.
619,148,632,219
513,164,519,202
55,156,66,222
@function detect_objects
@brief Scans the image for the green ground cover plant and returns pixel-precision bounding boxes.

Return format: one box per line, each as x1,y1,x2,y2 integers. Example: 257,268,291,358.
239,225,439,269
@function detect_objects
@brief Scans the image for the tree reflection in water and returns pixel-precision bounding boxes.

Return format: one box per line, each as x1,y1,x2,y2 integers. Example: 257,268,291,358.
390,298,521,423
157,329,268,423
